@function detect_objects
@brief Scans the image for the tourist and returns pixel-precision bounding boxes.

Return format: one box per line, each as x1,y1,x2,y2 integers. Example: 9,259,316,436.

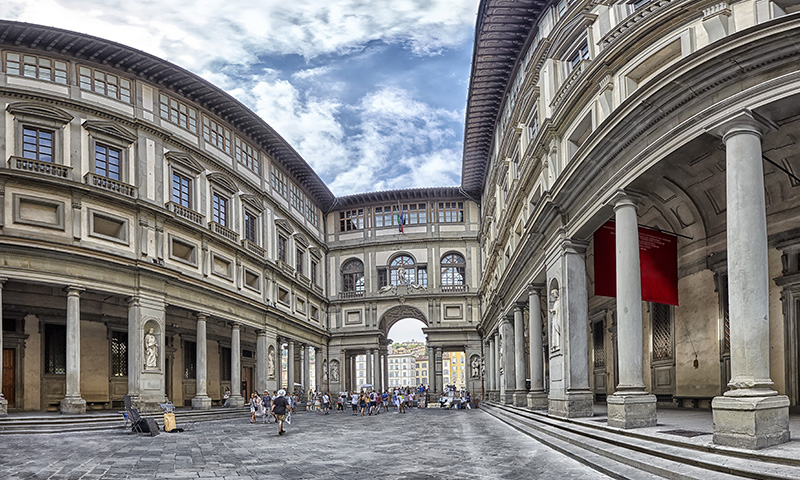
290,393,298,414
358,392,368,416
307,391,313,412
262,390,273,423
351,391,359,415
398,391,406,414
222,386,231,407
271,389,290,436
322,391,331,415
368,390,378,415
337,393,346,413
249,392,261,423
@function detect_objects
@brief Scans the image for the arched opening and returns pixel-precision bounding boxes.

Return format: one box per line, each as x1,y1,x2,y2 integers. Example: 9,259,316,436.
386,318,428,390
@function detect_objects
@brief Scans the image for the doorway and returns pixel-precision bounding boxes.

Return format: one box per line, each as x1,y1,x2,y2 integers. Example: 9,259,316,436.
2,349,14,407
242,366,253,399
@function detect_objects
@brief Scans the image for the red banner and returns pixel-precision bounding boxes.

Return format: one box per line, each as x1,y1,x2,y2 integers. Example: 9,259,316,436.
593,221,679,306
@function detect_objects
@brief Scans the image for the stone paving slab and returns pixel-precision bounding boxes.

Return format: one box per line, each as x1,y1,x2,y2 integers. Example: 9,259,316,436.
0,408,610,479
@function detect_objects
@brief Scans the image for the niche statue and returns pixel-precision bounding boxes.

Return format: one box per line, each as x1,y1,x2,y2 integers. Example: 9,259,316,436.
144,328,158,370
549,288,561,352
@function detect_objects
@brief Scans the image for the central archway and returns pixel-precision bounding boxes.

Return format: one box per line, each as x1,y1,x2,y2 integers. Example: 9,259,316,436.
378,304,428,336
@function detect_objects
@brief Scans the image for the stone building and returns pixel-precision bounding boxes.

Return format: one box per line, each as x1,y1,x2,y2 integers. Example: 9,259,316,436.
2,0,800,451
471,0,800,449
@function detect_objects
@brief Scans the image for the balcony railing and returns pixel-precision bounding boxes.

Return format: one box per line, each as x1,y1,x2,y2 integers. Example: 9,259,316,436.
339,290,364,300
209,221,238,243
441,284,468,293
166,201,203,225
8,156,72,178
241,239,265,257
84,172,137,199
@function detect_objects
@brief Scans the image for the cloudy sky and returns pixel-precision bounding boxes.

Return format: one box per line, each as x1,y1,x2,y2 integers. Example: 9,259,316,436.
1,0,479,197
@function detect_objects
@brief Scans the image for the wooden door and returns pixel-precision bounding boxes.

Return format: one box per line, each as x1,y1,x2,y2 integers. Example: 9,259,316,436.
3,349,15,407
651,303,676,398
242,366,252,399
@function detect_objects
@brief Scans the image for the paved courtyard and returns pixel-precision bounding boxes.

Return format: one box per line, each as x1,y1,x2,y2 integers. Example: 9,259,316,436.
0,407,609,479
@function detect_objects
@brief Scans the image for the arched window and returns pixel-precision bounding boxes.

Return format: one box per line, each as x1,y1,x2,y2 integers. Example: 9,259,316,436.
341,259,364,297
390,255,415,286
441,253,465,291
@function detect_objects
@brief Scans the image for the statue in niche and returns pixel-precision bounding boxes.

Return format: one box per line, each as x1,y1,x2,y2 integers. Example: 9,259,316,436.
470,355,480,379
322,359,329,382
144,327,158,370
330,360,340,382
550,288,562,352
267,347,276,379
397,265,406,284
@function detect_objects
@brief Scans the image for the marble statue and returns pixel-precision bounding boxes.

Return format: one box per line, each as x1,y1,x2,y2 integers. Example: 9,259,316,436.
144,328,158,370
322,359,329,382
397,265,406,284
267,346,275,379
470,355,480,379
330,360,340,382
549,288,561,352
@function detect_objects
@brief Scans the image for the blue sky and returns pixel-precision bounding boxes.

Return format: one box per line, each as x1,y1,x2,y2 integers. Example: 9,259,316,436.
1,0,480,196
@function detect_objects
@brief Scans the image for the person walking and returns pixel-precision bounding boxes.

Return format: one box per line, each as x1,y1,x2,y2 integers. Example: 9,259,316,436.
351,391,359,415
358,392,367,416
262,390,273,423
368,390,378,416
322,392,331,415
271,389,290,436
249,392,261,423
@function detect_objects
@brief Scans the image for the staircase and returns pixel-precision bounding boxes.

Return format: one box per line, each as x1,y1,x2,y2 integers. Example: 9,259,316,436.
0,407,250,434
482,402,800,480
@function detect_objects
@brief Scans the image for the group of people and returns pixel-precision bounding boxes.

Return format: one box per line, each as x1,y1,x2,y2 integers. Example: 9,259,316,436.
438,385,472,409
340,387,422,416
247,389,291,435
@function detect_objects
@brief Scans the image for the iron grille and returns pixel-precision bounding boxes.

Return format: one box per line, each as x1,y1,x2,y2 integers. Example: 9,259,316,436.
111,331,128,377
652,303,673,361
593,322,605,368
221,347,231,381
44,324,66,374
184,341,197,379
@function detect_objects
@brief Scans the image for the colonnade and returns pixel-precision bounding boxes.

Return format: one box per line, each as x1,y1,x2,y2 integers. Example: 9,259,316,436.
482,110,790,449
274,338,324,396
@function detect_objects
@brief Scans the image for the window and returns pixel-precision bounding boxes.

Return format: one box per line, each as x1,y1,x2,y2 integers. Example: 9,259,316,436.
111,331,128,377
271,166,288,198
378,268,388,289
172,171,192,208
441,253,466,286
212,191,228,226
629,0,651,10
311,259,319,285
184,341,197,379
407,203,427,224
290,183,303,211
78,66,132,103
235,136,259,174
375,203,427,228
159,94,197,133
22,126,54,162
339,209,364,231
342,259,365,293
244,210,258,243
44,324,67,375
417,266,428,288
438,202,464,223
375,206,393,228
277,234,288,263
5,52,67,84
304,198,319,227
202,115,232,154
94,144,121,180
390,255,415,286
296,247,304,273
567,42,590,73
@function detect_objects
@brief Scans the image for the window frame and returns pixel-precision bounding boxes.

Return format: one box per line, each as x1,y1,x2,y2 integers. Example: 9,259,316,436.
243,209,259,244
4,52,68,84
437,201,464,223
277,233,288,263
339,208,365,231
440,253,466,286
171,169,194,209
234,135,260,175
159,93,198,134
211,189,230,227
341,258,365,293
78,65,133,103
202,114,232,154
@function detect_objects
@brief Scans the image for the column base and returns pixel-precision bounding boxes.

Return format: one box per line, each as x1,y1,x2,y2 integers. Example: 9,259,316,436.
607,393,657,429
191,395,212,410
227,395,245,408
548,391,594,418
501,392,515,405
712,394,790,449
512,391,528,407
60,396,86,415
0,397,7,416
527,392,548,410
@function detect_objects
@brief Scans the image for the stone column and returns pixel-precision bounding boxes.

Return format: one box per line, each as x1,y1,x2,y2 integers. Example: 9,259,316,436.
382,348,389,392
513,305,527,406
493,333,501,402
500,315,516,404
303,344,311,396
229,323,244,407
287,339,295,393
606,192,657,428
192,313,212,409
527,285,548,409
366,349,374,389
709,111,790,449
434,346,444,394
547,239,593,418
485,338,494,399
0,278,7,416
256,330,267,395
61,286,86,414
428,347,436,392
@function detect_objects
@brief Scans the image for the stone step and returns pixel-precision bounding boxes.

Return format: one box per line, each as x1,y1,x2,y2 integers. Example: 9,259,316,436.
0,407,250,434
483,403,800,480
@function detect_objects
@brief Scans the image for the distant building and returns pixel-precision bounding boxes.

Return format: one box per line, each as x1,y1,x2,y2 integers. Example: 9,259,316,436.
387,353,416,388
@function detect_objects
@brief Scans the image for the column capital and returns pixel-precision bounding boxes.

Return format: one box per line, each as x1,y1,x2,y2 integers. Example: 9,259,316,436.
561,238,589,255
608,189,641,211
513,303,525,313
527,283,544,295
230,322,241,330
196,312,209,321
706,109,776,142
500,315,513,326
64,286,85,296
0,276,7,286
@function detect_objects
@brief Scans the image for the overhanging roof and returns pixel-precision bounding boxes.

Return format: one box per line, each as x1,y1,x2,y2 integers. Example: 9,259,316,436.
0,20,336,210
461,0,548,199
333,187,467,210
